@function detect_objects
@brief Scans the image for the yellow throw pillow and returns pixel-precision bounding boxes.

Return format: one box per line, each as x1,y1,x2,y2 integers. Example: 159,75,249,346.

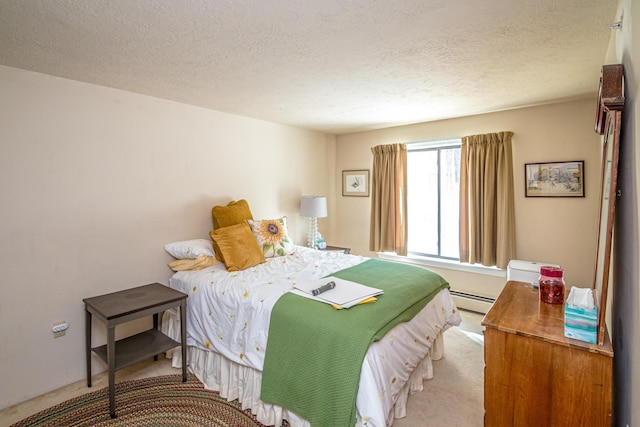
211,199,253,230
209,222,266,271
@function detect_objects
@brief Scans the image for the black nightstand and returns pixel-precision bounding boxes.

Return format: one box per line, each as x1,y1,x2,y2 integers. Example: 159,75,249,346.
84,283,188,418
322,245,351,254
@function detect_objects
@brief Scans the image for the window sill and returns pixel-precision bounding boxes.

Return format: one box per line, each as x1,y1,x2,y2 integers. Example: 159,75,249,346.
377,253,506,277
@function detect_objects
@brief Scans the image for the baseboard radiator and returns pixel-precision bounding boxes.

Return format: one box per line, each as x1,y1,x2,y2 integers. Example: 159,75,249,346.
449,290,495,314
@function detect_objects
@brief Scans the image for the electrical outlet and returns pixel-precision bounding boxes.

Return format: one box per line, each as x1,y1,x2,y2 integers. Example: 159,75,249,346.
52,321,68,338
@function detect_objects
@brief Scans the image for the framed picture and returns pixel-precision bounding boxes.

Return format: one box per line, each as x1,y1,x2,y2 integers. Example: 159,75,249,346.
525,161,585,197
342,170,370,197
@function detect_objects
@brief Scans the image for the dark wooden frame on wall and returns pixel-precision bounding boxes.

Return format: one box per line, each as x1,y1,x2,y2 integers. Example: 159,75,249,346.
595,64,625,135
593,64,624,346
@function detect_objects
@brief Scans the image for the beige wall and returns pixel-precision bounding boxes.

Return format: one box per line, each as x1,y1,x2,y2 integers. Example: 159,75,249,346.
334,99,602,298
0,66,612,413
0,65,333,409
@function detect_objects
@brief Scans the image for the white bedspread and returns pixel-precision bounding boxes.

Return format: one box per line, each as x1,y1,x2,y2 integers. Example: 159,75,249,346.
164,246,461,426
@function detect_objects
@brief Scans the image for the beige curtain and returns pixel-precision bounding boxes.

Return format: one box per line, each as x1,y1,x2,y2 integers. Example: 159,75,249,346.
459,132,515,269
369,143,408,255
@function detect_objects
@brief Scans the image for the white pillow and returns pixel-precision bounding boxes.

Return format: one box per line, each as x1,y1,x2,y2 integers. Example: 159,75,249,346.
165,239,215,259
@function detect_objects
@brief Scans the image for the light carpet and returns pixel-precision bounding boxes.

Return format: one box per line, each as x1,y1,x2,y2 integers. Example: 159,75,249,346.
2,311,484,427
394,316,485,426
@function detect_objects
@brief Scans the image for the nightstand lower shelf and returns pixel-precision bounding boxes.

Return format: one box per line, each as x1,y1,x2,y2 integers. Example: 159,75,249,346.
91,329,180,372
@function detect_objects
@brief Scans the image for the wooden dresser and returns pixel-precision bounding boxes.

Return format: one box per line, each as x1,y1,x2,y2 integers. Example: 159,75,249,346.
482,281,613,426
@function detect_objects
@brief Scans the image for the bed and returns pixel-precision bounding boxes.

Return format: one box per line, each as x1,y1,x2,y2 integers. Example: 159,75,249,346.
161,243,461,427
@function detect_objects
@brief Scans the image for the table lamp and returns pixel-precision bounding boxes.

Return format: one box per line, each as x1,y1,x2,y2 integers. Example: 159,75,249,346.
300,195,327,249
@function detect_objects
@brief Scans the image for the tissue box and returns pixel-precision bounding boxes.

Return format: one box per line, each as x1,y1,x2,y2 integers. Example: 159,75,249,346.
564,302,598,344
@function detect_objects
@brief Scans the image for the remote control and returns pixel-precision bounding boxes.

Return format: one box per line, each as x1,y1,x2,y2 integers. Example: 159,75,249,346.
311,281,336,296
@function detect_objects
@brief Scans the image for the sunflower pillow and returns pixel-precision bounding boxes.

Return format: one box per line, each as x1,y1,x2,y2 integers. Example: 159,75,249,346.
247,217,295,258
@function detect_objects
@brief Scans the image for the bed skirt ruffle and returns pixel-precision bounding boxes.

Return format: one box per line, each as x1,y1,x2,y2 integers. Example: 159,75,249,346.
161,308,445,427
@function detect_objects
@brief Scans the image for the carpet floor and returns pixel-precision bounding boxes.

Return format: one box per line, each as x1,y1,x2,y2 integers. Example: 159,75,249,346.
395,311,485,426
2,310,484,427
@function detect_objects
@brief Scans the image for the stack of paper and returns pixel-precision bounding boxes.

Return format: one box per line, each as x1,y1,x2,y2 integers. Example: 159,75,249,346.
292,277,383,309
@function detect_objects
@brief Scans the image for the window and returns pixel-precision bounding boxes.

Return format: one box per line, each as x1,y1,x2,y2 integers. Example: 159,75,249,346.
407,139,461,260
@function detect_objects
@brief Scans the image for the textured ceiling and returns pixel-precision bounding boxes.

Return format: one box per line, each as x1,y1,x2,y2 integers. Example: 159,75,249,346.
0,0,618,134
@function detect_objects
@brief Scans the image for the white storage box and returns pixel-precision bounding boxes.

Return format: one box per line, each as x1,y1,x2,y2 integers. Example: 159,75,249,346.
507,260,561,286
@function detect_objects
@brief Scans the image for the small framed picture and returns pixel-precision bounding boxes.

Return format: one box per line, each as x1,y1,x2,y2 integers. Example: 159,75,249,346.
525,161,585,197
342,170,370,197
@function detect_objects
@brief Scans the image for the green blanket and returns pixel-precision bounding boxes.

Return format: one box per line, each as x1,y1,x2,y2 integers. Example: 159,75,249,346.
260,258,449,427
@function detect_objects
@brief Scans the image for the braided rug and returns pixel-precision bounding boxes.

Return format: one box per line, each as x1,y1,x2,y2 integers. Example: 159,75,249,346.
11,374,274,427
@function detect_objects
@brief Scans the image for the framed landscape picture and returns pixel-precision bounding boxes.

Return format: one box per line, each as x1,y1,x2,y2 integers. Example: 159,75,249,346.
525,161,585,197
342,170,369,197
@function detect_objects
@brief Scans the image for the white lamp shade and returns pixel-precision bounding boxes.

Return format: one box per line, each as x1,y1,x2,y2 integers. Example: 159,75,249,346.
300,195,327,218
